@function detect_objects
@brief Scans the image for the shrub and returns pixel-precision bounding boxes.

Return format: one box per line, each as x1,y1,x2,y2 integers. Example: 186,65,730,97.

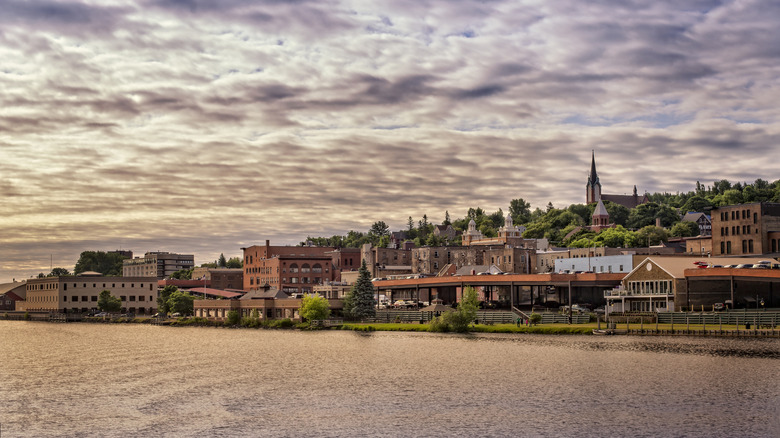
241,316,260,328
428,315,450,332
269,318,293,328
226,310,241,326
24,312,30,321
529,313,542,326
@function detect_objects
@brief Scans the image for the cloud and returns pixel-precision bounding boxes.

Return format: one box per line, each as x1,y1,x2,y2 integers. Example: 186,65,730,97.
2,0,780,282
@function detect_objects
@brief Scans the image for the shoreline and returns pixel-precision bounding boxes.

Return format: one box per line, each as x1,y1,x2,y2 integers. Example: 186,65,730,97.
3,314,779,337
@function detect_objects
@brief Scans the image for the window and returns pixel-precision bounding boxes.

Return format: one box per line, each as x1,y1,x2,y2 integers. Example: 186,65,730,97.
139,296,145,301
726,241,732,254
63,296,67,302
120,296,126,301
91,296,97,302
81,296,88,302
130,296,136,301
749,240,754,253
753,212,758,224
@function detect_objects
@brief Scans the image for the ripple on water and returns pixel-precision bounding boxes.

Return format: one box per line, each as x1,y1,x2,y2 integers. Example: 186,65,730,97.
1,322,778,437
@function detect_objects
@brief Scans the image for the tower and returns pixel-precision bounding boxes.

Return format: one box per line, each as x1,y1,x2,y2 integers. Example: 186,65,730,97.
586,150,601,204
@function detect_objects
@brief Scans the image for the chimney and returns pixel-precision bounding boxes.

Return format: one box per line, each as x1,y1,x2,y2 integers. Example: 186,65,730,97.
265,239,270,247
655,218,662,228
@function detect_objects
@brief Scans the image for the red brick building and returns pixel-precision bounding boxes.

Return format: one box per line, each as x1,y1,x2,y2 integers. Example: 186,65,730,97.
711,202,780,256
242,241,336,293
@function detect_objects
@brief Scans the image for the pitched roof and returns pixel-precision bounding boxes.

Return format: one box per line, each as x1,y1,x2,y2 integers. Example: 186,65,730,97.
593,199,609,217
185,287,244,299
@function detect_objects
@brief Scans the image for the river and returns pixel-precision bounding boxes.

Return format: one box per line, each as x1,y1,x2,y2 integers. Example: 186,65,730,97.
0,321,778,437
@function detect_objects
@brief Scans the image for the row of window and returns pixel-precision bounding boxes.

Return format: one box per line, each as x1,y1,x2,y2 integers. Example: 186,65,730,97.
627,280,672,295
719,209,758,223
62,295,154,302
719,225,756,236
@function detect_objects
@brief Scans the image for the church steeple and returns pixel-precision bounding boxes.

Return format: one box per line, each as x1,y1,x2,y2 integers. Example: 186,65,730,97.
586,150,602,204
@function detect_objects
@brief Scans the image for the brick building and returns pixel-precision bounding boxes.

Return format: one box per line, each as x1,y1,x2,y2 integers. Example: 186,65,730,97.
242,241,336,293
711,202,780,256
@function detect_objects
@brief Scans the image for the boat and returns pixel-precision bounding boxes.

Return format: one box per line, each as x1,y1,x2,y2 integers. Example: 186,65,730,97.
592,329,615,335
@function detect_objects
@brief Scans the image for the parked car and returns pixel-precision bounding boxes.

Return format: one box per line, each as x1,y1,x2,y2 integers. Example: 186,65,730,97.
171,312,181,318
714,303,725,311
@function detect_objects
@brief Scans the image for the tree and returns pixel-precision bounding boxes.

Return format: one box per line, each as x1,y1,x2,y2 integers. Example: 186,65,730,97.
443,211,452,226
49,267,71,277
636,225,669,247
226,257,243,269
218,253,227,267
369,221,390,237
170,268,193,280
226,310,241,325
431,286,479,333
509,198,531,224
345,260,376,320
158,285,178,314
74,251,126,276
167,291,195,315
97,290,122,313
670,221,700,238
299,294,331,321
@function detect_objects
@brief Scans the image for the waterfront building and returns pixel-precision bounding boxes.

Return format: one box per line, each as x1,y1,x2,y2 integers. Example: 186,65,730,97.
711,202,780,256
17,272,158,314
361,244,413,278
122,251,195,278
242,241,336,293
0,280,26,311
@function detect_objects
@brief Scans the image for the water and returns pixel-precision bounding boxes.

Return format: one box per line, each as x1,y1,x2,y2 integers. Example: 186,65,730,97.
1,321,778,437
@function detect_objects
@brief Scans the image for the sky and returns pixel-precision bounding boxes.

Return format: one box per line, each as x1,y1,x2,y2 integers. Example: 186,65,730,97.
2,0,780,282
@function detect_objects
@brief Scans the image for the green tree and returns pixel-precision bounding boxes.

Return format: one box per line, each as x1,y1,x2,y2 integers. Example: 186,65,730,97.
670,221,700,238
170,268,193,279
226,257,243,269
74,251,127,276
299,294,331,321
158,285,178,314
636,225,669,247
369,221,390,237
48,267,71,277
443,211,452,226
218,253,227,267
167,291,195,316
97,290,122,313
509,198,531,224
345,260,376,320
438,286,479,333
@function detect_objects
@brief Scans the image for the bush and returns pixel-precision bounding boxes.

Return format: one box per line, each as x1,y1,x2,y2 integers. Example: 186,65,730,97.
24,312,30,321
428,315,450,332
269,318,293,329
529,313,542,326
226,310,241,326
241,316,261,328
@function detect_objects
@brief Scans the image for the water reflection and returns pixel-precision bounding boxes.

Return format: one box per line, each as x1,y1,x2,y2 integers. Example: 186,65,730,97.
0,322,778,437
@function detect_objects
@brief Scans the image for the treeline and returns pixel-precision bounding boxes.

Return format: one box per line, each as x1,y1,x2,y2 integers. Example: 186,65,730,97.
305,178,780,249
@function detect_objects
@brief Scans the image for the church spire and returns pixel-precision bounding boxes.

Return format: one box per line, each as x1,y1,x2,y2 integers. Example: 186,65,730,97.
588,150,599,186
586,150,602,204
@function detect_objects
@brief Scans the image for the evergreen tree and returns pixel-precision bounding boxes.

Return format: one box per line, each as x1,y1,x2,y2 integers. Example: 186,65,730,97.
218,253,227,267
347,260,376,320
97,290,122,313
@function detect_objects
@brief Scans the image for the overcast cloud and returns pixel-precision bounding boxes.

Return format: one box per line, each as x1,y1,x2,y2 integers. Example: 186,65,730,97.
2,0,779,281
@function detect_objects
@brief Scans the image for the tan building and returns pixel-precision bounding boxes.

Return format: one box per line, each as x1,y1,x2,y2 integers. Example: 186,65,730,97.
194,286,343,321
462,215,538,248
361,244,412,278
684,235,713,256
123,251,195,278
18,273,158,314
711,202,780,256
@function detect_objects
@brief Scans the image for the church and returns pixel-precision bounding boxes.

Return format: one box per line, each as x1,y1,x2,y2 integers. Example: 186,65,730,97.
586,151,649,209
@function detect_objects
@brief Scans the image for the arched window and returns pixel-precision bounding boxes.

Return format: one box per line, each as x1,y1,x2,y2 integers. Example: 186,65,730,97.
312,264,322,273
290,264,299,273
